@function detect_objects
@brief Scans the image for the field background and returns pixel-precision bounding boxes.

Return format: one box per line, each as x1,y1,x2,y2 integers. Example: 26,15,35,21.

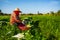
0,14,60,40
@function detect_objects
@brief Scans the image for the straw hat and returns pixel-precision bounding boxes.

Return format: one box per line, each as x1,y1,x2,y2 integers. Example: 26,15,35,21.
13,8,21,12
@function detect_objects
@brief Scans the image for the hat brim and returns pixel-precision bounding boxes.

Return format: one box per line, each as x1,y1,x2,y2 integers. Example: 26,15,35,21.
13,11,22,13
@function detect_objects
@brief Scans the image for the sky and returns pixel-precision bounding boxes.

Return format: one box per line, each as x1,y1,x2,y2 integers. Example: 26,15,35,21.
0,0,60,14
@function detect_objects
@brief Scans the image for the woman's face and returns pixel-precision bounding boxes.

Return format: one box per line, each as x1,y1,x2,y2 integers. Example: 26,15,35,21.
13,11,21,15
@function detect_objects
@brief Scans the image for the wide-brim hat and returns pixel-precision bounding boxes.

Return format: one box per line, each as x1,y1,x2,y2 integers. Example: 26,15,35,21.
13,8,21,12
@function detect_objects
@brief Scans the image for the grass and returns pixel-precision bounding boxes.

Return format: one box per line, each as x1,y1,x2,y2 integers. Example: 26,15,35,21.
0,15,60,40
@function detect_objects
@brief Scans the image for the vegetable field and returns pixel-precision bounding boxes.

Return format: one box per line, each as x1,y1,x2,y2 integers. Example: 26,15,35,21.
0,15,60,40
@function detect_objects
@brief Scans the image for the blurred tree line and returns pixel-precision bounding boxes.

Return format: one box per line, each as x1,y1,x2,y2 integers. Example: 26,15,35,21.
0,10,3,15
0,9,60,16
37,10,60,16
0,10,10,15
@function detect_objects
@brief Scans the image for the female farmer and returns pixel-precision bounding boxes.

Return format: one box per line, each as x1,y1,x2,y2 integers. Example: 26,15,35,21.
10,8,22,25
10,8,29,31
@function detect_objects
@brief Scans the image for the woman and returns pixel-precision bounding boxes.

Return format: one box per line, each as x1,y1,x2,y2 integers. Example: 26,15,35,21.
10,8,29,31
10,8,22,25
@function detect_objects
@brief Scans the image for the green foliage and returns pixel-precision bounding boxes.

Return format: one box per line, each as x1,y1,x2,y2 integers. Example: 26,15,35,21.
0,15,60,40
